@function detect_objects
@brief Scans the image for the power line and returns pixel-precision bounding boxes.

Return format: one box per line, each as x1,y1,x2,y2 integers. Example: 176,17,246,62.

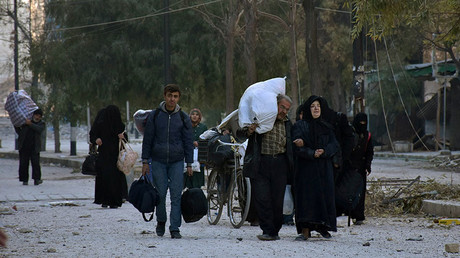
382,36,430,151
371,28,395,154
44,0,221,33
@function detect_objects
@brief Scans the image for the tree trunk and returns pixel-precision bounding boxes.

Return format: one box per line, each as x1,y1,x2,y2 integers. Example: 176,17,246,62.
327,66,346,113
53,118,61,153
224,1,242,114
225,32,235,115
288,0,299,118
243,0,257,86
303,0,322,96
449,78,460,150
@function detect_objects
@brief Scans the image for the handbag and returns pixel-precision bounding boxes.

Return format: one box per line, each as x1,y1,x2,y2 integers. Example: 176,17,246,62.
117,138,139,175
82,144,98,176
128,176,160,222
283,185,294,215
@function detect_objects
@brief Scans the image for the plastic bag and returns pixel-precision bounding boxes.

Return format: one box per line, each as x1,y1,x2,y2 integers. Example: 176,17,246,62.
238,77,286,134
117,139,139,175
4,90,39,127
133,109,152,135
283,185,294,215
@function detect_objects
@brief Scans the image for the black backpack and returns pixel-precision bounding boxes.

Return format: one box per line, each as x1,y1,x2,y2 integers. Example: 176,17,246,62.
181,187,207,223
128,176,160,222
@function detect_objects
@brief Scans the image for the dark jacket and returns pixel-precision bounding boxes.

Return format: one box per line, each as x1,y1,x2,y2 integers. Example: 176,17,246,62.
238,119,294,182
15,120,45,153
142,101,194,164
350,130,374,174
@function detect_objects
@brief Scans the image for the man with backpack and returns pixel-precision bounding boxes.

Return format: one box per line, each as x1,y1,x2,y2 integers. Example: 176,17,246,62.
141,84,194,239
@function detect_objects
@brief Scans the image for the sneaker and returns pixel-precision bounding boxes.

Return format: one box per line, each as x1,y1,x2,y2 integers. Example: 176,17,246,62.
156,222,166,237
257,234,277,241
170,231,182,239
22,181,28,185
34,180,43,185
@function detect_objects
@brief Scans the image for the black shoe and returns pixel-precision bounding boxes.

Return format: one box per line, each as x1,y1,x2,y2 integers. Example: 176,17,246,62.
156,222,166,237
257,234,277,241
101,205,108,208
109,205,118,209
318,230,331,239
170,231,182,239
22,181,28,185
354,220,364,225
34,180,43,185
250,221,260,227
295,234,307,241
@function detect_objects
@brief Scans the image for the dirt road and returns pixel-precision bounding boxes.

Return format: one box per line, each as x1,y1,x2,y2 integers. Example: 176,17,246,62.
0,158,459,257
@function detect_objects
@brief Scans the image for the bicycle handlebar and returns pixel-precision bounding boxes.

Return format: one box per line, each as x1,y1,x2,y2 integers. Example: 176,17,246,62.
217,139,245,147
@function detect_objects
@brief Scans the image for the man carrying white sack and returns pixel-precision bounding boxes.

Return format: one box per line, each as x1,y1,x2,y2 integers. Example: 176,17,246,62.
237,94,294,241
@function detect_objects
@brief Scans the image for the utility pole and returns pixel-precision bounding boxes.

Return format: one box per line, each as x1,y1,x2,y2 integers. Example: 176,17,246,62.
163,0,171,85
352,4,364,116
13,0,19,150
14,0,19,91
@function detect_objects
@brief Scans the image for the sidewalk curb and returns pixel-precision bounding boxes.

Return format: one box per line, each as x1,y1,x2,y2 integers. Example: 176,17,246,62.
0,151,83,169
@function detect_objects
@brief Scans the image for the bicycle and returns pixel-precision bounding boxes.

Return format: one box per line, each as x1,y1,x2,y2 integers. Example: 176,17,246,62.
203,139,251,228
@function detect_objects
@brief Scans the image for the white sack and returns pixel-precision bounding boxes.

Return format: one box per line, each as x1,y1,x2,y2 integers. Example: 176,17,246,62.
238,77,285,134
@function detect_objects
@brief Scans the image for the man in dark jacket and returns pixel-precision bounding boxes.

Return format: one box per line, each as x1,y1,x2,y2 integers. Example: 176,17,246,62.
15,108,45,185
238,94,294,241
141,84,193,239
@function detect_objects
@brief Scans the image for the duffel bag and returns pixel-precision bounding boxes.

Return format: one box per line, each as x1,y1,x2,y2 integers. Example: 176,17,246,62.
128,176,160,222
181,187,207,223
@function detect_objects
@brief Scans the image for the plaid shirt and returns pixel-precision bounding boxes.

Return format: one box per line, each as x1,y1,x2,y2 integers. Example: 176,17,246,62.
261,118,287,155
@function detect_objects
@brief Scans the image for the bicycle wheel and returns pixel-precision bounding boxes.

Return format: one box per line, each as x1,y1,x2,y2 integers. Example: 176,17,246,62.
228,168,251,228
207,169,223,225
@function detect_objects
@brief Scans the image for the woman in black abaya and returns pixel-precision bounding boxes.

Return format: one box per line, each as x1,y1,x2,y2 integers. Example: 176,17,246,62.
90,105,128,208
292,96,339,240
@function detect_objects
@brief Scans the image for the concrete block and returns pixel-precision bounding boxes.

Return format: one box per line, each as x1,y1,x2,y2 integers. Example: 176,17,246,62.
422,200,460,217
445,243,459,253
393,141,413,153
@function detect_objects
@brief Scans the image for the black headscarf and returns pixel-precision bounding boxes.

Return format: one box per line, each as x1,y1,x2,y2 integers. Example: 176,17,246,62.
353,112,368,135
317,97,336,125
93,105,125,136
295,103,304,121
301,95,331,149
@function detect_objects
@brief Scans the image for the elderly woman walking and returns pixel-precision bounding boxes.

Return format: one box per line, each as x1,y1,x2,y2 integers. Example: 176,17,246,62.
292,96,339,240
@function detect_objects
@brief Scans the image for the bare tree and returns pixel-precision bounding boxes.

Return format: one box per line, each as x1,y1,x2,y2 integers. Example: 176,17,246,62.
194,1,243,114
258,0,301,116
243,0,257,86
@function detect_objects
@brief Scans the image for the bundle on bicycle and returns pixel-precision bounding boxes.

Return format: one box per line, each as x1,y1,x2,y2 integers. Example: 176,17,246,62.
198,128,251,228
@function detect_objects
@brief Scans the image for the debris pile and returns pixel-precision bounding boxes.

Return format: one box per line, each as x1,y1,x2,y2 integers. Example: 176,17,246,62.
429,155,460,171
365,177,460,216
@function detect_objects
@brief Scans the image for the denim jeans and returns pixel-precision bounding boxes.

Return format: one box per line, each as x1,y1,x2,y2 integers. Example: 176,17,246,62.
149,160,184,232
